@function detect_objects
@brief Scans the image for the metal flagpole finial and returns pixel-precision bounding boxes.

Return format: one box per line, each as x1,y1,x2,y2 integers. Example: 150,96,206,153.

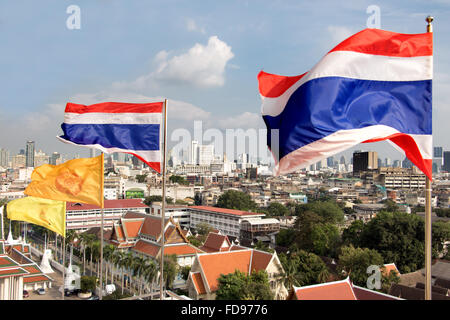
426,16,434,32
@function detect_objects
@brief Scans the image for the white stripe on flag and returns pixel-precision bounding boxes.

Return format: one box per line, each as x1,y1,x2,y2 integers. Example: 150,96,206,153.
56,136,161,162
262,52,432,117
64,112,162,125
274,125,431,175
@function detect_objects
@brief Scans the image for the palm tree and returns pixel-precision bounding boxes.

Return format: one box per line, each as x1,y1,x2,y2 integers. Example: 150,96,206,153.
78,233,89,274
131,256,145,295
278,256,302,289
124,252,135,290
114,250,126,295
103,244,116,285
143,259,157,297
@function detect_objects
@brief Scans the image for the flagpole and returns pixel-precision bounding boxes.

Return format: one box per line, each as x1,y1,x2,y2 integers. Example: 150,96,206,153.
425,15,434,301
0,206,4,240
99,152,104,300
62,236,66,300
160,99,168,300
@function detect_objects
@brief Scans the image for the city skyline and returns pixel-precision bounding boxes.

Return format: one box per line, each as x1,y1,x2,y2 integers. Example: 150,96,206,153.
1,1,449,164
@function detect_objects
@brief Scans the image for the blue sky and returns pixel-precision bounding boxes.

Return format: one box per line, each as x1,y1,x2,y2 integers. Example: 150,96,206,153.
0,0,449,163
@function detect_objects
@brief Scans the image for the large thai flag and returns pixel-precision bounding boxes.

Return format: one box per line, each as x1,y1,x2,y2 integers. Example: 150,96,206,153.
58,101,163,173
259,28,433,179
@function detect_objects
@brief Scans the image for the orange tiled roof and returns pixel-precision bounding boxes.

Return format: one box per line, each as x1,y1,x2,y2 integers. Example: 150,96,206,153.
122,219,144,239
164,244,203,256
198,250,253,292
23,275,51,284
383,263,400,276
200,233,231,253
0,256,17,267
293,278,357,300
132,240,160,258
250,250,273,272
22,265,42,275
0,268,28,278
191,272,206,295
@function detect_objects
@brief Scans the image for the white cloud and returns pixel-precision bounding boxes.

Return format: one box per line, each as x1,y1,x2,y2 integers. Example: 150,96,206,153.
152,36,234,87
118,36,234,90
186,18,206,34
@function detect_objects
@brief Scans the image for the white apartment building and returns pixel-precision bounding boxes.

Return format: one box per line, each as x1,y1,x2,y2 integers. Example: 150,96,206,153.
189,206,265,239
66,199,148,232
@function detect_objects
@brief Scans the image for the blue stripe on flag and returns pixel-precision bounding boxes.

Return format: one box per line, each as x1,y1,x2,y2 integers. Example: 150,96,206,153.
60,123,160,151
263,77,432,159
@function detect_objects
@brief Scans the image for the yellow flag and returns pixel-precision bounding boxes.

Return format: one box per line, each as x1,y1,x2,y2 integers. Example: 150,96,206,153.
24,154,104,208
7,196,66,237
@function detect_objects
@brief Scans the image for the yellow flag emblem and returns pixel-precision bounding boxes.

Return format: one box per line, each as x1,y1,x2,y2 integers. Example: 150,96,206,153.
24,154,104,208
7,197,66,237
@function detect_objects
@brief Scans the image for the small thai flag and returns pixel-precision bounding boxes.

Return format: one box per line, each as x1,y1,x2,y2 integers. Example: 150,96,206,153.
259,28,433,179
58,101,163,173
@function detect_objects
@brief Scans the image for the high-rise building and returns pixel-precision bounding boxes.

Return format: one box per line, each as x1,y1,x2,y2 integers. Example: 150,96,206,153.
50,152,61,165
34,150,49,167
432,146,443,173
198,145,214,165
25,141,35,168
443,151,450,172
191,140,199,165
352,151,378,175
327,156,334,167
0,148,10,167
434,147,443,158
340,156,346,165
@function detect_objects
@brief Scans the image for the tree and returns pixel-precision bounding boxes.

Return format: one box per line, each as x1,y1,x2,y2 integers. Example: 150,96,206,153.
143,195,173,206
279,250,330,287
382,199,399,213
295,201,344,224
337,245,384,287
342,220,365,246
135,174,148,183
163,254,178,289
180,265,191,281
254,241,274,253
266,202,288,217
435,208,450,218
216,190,257,211
309,223,341,257
359,211,425,273
215,270,273,300
80,276,97,293
169,175,189,185
432,221,450,258
275,229,296,248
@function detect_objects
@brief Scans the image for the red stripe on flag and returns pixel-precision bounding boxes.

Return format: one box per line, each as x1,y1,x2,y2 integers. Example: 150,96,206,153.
258,71,306,98
363,133,432,180
329,28,432,57
124,152,161,174
65,102,164,114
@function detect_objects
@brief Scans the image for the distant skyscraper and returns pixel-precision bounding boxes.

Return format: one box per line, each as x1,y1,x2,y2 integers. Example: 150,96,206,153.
434,147,443,158
385,157,392,167
191,140,199,165
432,146,443,173
340,156,346,165
90,148,96,158
443,151,450,172
402,156,413,169
352,151,378,175
198,145,214,165
50,152,61,165
25,141,35,167
327,156,334,167
0,148,10,167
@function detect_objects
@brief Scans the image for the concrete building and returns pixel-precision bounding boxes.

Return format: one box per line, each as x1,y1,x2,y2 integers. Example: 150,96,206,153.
353,151,378,176
65,199,148,232
25,141,35,168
